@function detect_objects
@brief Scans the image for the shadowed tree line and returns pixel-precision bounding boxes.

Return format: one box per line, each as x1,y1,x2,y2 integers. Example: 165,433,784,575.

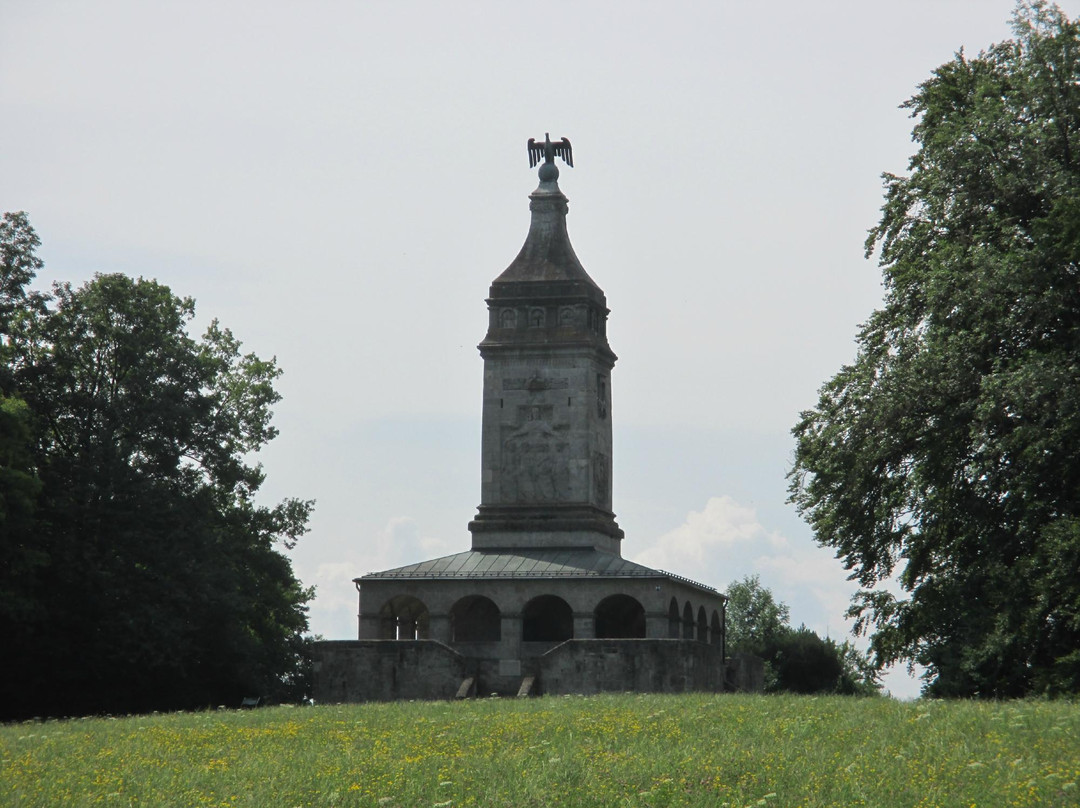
0,212,313,719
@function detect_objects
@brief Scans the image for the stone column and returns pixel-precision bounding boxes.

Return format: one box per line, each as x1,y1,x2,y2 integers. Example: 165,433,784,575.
645,612,668,639
573,612,594,639
358,614,382,640
428,614,451,644
500,612,523,659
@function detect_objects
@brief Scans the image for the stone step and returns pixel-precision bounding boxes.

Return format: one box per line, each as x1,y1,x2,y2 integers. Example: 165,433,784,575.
455,677,476,699
517,676,536,697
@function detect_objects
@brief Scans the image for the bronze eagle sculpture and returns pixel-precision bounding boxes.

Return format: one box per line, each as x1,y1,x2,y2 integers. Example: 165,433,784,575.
527,134,573,168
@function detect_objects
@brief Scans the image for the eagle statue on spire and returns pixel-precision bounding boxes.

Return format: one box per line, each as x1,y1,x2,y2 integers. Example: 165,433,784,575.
527,133,573,169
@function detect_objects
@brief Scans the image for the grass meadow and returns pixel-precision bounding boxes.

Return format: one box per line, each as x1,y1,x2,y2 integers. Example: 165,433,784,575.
1,693,1078,808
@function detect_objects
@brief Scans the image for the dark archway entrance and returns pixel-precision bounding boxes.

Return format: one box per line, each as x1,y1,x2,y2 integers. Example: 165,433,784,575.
668,597,681,638
450,595,501,642
378,595,430,639
711,609,723,648
522,595,573,642
594,594,646,638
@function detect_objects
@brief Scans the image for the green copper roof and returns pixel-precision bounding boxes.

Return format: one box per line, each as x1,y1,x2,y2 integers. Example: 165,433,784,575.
357,548,718,594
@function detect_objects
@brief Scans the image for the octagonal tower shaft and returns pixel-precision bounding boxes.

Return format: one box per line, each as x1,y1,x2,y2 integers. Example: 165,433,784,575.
468,169,623,554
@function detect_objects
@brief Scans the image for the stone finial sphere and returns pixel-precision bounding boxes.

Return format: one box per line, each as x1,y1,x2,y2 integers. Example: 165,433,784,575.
538,162,560,182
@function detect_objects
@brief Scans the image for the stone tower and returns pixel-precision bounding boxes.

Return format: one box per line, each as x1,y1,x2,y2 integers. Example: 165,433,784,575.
314,139,734,702
469,156,623,553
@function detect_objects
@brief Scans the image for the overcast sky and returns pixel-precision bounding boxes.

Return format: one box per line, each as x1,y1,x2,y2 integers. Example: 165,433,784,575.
3,0,1055,698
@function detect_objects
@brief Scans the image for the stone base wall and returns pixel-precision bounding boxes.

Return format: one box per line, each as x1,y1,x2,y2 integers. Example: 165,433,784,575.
313,640,467,703
313,639,761,703
538,639,726,695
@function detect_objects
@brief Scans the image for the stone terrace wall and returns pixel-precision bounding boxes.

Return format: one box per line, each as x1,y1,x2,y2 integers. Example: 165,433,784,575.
725,652,765,693
538,639,725,695
313,640,467,703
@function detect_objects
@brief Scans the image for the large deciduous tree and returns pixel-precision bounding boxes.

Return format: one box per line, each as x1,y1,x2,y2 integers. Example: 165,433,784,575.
1,213,313,718
789,1,1080,697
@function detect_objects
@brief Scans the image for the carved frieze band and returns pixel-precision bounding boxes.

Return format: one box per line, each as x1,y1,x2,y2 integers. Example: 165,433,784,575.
502,376,570,391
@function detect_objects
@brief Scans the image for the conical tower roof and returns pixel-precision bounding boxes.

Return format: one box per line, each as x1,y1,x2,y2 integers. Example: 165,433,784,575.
480,161,614,361
492,164,603,291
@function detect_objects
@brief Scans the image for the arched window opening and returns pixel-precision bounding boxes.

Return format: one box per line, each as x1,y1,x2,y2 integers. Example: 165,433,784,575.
668,597,681,638
711,609,723,647
522,595,573,642
697,606,708,642
450,595,501,642
682,602,695,639
594,594,646,639
378,595,430,640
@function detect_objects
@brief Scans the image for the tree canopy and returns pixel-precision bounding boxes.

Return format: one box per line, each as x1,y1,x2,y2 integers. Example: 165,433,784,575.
789,1,1080,697
724,575,790,657
0,212,313,718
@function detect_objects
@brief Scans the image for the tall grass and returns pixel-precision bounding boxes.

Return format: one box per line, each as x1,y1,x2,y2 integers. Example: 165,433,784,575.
2,694,1077,807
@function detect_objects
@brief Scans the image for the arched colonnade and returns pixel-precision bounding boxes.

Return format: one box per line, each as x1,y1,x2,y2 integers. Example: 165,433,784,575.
377,592,723,647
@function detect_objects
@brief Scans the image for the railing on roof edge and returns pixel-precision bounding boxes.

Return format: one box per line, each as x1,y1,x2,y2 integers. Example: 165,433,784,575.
358,567,719,594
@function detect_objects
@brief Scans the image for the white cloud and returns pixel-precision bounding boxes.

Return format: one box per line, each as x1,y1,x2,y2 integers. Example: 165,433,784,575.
630,495,856,629
632,495,786,570
629,495,927,698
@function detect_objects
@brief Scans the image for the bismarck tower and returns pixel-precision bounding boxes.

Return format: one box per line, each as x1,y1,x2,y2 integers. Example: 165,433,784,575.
470,135,622,553
314,137,735,702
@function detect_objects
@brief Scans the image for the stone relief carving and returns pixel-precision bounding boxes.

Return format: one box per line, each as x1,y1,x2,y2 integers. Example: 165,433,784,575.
503,374,569,391
500,404,569,502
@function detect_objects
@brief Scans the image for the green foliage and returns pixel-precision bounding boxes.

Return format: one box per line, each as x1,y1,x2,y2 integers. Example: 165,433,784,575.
0,214,313,718
765,627,880,696
0,211,44,342
725,576,879,695
3,695,1078,807
789,1,1080,697
724,574,790,656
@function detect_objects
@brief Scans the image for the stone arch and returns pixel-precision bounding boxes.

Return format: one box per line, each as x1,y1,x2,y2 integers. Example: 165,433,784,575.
697,606,708,642
668,597,681,638
522,595,573,642
450,595,501,643
682,601,695,639
594,594,646,639
711,609,723,648
378,595,430,640
500,308,516,328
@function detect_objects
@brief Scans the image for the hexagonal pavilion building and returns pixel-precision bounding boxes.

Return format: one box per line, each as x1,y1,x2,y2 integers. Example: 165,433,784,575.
314,140,730,701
